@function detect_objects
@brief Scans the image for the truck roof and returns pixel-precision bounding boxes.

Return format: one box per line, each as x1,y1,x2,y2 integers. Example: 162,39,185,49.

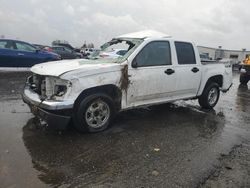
116,30,171,39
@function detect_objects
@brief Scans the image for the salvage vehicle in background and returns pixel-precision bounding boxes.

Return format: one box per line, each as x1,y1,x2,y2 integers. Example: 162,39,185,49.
99,49,128,59
81,48,94,56
86,49,101,59
51,46,83,59
52,40,80,52
81,48,100,58
199,53,213,62
239,55,250,84
22,30,233,133
0,39,61,67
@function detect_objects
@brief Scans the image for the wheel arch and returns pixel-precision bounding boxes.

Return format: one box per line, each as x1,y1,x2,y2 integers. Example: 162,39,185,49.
198,74,223,96
206,75,223,87
73,84,122,111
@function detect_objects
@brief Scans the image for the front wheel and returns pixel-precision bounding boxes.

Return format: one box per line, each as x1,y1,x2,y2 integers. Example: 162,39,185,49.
198,82,220,109
73,93,115,133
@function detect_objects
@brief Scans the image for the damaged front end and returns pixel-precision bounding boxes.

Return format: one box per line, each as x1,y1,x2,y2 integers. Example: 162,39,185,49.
27,74,72,101
22,74,74,130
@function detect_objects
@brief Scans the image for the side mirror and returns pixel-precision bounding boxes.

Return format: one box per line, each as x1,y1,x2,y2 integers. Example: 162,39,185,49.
132,59,138,68
35,49,40,53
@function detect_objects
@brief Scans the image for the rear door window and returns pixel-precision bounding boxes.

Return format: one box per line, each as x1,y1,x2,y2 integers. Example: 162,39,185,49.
175,42,196,64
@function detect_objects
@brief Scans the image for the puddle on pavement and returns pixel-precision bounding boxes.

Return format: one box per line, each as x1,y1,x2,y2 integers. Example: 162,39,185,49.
20,101,244,187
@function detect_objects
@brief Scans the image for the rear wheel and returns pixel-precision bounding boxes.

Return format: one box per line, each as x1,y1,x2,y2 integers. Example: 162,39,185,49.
73,93,115,133
198,82,220,109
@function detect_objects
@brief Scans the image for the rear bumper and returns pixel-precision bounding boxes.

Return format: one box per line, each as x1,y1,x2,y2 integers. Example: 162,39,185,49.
22,85,73,130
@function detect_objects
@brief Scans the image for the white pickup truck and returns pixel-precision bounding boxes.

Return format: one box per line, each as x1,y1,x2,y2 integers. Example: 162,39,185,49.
22,30,233,132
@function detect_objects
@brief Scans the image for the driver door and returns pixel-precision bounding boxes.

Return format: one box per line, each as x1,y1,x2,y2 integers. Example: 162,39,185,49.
127,40,177,107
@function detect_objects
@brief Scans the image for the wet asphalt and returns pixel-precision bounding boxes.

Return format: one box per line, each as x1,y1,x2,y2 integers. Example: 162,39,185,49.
0,71,250,188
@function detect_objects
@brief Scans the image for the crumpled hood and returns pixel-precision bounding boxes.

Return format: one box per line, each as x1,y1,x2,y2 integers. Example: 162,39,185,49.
31,59,121,77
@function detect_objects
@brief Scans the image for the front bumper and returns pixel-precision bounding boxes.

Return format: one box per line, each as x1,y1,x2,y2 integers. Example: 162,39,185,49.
22,85,74,130
23,84,74,110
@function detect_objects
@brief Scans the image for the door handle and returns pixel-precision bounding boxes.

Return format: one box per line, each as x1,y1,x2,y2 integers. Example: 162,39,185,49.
18,53,24,56
164,69,175,75
191,67,199,73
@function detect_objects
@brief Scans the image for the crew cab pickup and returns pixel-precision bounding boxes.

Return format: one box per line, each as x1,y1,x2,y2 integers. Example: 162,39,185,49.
22,30,233,132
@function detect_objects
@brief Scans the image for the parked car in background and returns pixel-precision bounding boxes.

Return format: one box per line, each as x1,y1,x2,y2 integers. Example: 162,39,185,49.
52,40,80,52
43,46,53,52
199,53,212,61
33,44,46,50
33,44,53,52
87,49,101,59
99,49,128,59
51,46,83,59
0,39,61,67
81,48,94,55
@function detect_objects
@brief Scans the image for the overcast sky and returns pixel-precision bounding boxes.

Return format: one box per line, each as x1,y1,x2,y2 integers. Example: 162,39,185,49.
0,0,249,50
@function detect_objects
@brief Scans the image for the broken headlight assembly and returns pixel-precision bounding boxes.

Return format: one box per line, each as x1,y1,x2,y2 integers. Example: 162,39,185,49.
54,84,67,97
44,77,71,100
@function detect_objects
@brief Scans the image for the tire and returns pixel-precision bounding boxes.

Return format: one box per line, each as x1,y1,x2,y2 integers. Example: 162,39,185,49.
73,93,115,133
240,74,249,85
198,82,220,109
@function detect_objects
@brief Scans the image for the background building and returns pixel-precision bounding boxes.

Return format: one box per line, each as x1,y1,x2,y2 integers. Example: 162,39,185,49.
198,46,250,63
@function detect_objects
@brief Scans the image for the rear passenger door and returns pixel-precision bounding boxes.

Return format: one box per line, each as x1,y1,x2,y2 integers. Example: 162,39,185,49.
174,41,201,98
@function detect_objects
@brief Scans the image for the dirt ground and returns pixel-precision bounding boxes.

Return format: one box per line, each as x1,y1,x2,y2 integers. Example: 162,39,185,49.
0,71,250,188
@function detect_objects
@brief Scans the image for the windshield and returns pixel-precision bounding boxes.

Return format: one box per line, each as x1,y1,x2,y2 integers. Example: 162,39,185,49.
89,38,143,62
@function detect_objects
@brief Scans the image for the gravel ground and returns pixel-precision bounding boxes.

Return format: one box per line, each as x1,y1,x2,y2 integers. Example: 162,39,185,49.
201,142,250,188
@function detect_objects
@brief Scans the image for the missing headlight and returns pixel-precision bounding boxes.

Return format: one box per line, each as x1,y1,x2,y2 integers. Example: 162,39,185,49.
54,85,67,96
